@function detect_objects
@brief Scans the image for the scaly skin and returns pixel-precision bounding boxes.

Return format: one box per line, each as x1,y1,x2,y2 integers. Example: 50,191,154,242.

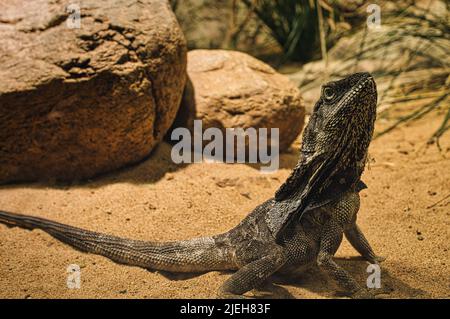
0,72,383,298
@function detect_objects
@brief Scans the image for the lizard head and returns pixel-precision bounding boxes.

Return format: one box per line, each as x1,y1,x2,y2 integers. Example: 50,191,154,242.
269,72,378,237
302,72,377,165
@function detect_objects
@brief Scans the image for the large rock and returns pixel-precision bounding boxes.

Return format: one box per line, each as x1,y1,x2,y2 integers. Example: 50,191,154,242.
0,0,187,183
172,50,305,152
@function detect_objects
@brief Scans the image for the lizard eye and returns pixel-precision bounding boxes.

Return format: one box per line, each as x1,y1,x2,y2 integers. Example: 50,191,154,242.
322,86,335,101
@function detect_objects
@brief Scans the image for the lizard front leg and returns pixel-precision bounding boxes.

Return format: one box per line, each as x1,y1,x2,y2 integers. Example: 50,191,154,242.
317,220,371,298
345,223,385,264
218,246,286,298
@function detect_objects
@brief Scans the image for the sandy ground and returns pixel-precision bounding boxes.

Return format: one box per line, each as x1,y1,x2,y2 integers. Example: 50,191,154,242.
0,109,449,299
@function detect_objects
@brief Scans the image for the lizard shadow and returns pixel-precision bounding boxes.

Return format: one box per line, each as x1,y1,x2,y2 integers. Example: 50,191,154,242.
147,269,296,299
148,256,427,299
270,257,429,298
249,281,296,299
150,269,209,281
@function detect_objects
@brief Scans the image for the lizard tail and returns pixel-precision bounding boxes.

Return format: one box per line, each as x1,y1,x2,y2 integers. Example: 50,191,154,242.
0,210,235,273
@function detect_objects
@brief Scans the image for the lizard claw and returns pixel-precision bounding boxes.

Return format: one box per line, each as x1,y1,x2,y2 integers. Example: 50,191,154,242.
352,287,390,299
374,255,386,263
217,289,246,299
351,288,376,299
367,255,386,264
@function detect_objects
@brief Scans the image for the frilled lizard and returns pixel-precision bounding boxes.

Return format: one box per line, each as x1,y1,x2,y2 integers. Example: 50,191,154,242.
0,72,384,298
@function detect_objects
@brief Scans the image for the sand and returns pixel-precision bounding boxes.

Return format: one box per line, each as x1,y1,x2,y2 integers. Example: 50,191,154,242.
0,109,449,299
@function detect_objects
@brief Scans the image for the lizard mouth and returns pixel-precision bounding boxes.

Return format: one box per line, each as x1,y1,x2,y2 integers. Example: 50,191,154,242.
359,75,376,93
336,73,377,115
353,74,376,97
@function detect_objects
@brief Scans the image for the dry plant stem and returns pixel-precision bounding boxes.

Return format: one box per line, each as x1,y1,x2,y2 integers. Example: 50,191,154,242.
426,193,450,209
317,0,328,69
428,105,450,150
375,93,449,140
